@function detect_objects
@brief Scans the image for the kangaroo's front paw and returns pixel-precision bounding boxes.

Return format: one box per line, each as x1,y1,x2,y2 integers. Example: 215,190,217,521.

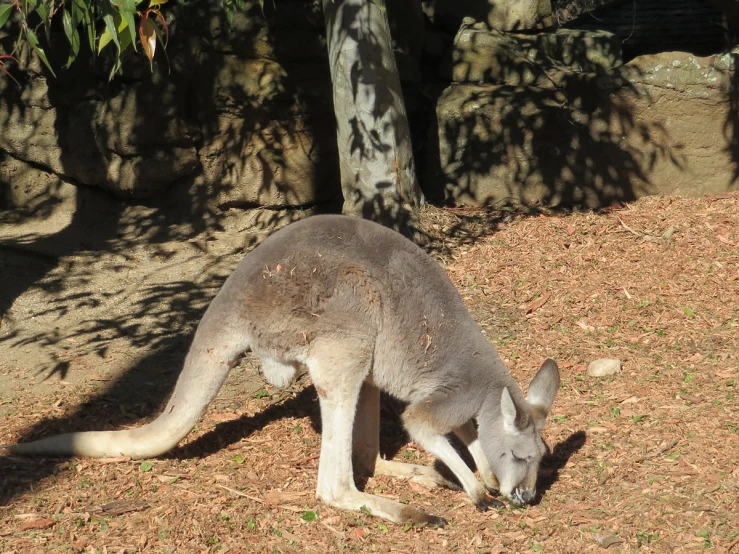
475,495,505,512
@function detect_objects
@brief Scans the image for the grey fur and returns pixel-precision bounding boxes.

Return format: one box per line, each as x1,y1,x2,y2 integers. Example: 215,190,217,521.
2,215,560,525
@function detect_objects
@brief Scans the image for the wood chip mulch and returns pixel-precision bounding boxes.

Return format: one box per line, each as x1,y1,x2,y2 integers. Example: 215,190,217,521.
2,194,738,553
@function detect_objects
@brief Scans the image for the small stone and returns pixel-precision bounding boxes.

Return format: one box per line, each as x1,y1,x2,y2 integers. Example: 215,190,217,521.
587,358,622,377
662,225,677,241
594,533,623,548
679,393,703,404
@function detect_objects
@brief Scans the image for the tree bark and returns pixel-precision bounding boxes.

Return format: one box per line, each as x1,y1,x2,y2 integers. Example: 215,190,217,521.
322,0,423,238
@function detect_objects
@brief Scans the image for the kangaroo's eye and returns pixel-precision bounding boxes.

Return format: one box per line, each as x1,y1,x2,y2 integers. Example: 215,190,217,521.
511,452,533,464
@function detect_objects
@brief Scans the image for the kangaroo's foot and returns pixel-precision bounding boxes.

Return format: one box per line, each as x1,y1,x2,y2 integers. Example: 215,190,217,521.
374,456,462,490
317,487,447,527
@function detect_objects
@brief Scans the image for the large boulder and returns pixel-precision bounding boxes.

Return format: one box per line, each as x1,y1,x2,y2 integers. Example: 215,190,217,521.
0,31,201,199
426,52,738,208
440,22,622,85
423,0,553,33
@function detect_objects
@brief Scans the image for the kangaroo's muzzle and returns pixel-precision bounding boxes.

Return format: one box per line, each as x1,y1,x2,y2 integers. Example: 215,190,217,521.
509,488,536,507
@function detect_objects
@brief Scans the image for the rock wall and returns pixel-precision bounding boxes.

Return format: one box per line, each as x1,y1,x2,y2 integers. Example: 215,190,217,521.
0,0,341,214
1,0,737,215
425,19,739,208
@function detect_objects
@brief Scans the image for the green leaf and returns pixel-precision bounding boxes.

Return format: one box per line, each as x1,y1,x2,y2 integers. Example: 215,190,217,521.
118,20,133,51
117,0,137,50
377,522,389,533
62,9,81,68
106,53,122,80
683,307,695,318
25,28,56,77
71,0,96,54
70,0,83,22
98,26,115,53
301,511,317,522
35,0,55,42
121,10,136,51
25,0,39,16
98,14,129,54
35,1,48,21
139,460,154,472
106,25,133,80
99,0,121,55
0,4,14,29
68,1,81,32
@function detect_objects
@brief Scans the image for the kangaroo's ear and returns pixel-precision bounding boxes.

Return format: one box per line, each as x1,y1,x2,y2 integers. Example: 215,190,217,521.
501,387,529,434
527,359,561,414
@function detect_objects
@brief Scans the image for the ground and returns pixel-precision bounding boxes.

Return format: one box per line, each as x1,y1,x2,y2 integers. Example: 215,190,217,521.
0,194,737,553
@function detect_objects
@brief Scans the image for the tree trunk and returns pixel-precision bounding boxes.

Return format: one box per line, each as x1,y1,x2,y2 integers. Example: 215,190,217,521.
322,0,424,238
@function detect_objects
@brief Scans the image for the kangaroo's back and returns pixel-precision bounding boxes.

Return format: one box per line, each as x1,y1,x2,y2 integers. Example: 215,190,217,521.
216,215,511,407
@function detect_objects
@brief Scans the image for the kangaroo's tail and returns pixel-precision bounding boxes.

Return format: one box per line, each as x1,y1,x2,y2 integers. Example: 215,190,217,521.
1,295,250,459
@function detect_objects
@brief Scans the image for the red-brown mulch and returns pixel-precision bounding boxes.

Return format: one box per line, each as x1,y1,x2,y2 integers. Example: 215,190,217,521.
1,194,738,553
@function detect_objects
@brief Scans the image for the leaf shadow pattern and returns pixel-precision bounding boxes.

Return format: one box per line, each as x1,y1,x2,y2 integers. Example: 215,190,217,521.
0,0,342,372
425,23,694,209
166,385,323,462
0,0,339,506
0,341,192,506
725,56,739,185
321,0,424,238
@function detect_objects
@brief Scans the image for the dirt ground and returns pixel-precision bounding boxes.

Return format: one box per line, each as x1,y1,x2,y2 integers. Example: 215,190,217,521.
0,194,737,553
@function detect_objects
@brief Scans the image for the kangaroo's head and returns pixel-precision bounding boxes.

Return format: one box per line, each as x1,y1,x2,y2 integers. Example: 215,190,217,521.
485,359,560,506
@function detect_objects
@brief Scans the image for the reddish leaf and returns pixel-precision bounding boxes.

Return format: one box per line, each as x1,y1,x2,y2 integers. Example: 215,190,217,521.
0,55,20,87
139,15,157,66
520,292,551,315
348,528,368,540
19,517,56,531
154,11,169,47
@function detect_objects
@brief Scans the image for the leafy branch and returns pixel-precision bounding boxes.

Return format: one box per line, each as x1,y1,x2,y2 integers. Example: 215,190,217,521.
0,0,171,81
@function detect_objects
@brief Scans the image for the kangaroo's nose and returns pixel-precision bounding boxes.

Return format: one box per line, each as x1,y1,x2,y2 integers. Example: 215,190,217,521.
510,488,536,506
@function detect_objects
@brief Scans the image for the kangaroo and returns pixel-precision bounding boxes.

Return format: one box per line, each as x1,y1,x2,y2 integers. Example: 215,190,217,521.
1,214,560,526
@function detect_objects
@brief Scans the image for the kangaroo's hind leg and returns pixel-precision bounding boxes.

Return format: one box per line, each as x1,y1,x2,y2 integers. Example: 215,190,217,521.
351,381,380,477
403,405,502,511
308,338,446,526
454,420,501,494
